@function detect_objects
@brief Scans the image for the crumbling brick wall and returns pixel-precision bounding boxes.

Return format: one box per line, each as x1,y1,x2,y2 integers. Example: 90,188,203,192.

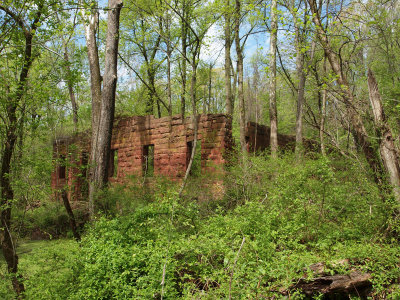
51,115,318,202
51,114,233,201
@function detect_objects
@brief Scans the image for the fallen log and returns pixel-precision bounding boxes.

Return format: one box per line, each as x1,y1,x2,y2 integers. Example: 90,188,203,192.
292,271,372,297
285,262,372,298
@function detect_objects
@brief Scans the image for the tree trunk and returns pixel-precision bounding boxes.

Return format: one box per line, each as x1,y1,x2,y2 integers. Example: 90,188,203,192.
166,13,172,116
320,55,327,156
64,47,79,132
235,0,246,153
224,0,233,116
308,0,384,184
269,0,278,158
231,59,237,112
88,0,123,214
180,1,188,118
1,109,25,296
179,45,200,197
146,88,154,115
61,190,81,241
0,6,43,292
294,12,306,158
83,6,102,218
208,63,212,113
368,69,400,202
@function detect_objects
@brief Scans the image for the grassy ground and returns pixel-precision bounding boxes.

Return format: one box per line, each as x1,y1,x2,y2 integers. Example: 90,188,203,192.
0,239,78,299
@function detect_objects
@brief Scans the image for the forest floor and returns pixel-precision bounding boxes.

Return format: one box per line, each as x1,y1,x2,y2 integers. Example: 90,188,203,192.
0,239,77,299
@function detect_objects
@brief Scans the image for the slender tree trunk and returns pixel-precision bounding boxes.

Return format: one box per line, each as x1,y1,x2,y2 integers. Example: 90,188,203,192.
64,47,79,132
61,190,81,241
0,6,43,292
181,2,188,118
83,6,102,218
208,63,212,114
224,0,233,116
231,59,237,111
146,89,154,115
294,14,306,157
179,46,200,197
145,34,161,116
0,30,39,300
235,0,246,153
1,108,24,296
166,13,172,116
320,55,327,156
368,69,400,202
308,0,383,184
88,0,123,214
269,0,278,158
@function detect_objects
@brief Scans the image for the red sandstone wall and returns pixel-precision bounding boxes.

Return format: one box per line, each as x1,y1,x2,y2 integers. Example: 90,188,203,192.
51,114,233,201
111,114,232,178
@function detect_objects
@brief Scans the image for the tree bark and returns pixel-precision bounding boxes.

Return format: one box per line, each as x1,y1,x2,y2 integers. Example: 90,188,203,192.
88,0,123,216
224,0,233,116
166,13,172,116
231,59,237,112
64,47,79,132
61,190,81,242
93,0,123,185
180,0,188,118
320,55,327,156
208,62,212,113
0,5,43,295
294,6,306,158
83,4,102,218
235,0,247,153
179,43,200,197
269,0,278,158
368,69,400,202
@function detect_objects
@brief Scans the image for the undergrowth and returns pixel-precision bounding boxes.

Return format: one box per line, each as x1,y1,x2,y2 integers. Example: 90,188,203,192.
2,154,400,299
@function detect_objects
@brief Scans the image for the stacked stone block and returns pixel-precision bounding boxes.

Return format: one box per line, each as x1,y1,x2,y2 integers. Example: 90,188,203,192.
51,114,233,201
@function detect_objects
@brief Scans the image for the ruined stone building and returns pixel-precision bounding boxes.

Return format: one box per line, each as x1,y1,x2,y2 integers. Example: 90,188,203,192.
52,114,232,201
52,113,313,202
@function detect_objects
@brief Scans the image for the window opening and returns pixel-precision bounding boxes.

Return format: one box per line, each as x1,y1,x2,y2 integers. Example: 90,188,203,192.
142,145,154,177
58,155,66,179
109,149,118,178
186,140,202,176
81,152,89,198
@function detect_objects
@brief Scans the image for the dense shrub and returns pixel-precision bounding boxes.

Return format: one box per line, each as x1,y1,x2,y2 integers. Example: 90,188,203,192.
66,155,400,299
3,154,400,299
12,200,87,239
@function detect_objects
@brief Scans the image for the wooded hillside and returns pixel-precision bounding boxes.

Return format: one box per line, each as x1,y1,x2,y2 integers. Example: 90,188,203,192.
1,0,400,298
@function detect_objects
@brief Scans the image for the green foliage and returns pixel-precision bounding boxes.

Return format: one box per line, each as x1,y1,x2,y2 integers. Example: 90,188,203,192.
0,239,79,300
12,200,87,239
40,154,398,299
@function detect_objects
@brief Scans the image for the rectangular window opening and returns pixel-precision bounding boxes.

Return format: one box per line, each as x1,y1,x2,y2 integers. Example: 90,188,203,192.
58,155,66,179
142,145,154,177
186,140,201,176
109,149,118,178
81,152,89,198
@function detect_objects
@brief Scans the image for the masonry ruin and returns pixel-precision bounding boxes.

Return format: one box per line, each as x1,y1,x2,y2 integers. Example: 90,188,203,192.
51,113,313,202
52,114,233,201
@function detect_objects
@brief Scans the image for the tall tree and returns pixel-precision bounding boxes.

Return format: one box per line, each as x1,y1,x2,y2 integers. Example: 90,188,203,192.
224,0,233,116
234,0,247,153
292,0,308,157
84,0,123,218
0,1,45,295
81,0,102,217
269,0,278,158
308,0,384,185
368,69,400,203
